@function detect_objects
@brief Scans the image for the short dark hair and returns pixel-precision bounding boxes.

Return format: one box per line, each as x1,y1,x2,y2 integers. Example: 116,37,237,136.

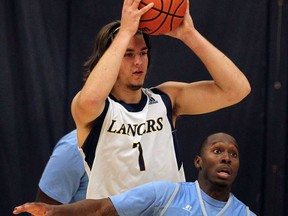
83,20,151,81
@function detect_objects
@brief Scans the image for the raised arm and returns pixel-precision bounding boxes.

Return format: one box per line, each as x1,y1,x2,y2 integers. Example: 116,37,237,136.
71,0,154,146
158,0,251,119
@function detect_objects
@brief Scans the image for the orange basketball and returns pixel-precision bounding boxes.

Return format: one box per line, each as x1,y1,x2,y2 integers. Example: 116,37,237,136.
138,0,187,35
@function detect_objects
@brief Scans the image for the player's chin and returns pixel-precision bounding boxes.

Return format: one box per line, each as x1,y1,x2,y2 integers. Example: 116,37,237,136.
129,84,143,91
129,82,143,91
213,178,233,188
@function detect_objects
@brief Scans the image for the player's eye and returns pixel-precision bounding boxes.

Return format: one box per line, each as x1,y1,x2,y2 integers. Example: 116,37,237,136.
124,53,135,58
140,51,148,56
213,149,221,154
230,152,238,158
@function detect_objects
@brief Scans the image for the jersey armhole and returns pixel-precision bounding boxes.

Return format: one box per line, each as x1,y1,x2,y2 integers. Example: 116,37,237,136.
82,100,110,169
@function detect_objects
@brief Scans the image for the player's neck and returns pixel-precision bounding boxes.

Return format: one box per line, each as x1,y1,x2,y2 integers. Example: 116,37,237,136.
110,88,142,104
197,179,231,202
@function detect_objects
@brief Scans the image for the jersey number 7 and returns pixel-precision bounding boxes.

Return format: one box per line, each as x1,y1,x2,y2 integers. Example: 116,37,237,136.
133,142,146,171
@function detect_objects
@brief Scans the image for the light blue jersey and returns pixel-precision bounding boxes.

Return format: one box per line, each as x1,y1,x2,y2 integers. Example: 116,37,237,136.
39,130,88,204
110,181,256,216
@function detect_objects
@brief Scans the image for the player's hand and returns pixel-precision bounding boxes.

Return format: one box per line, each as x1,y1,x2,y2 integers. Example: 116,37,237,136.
165,0,195,39
13,202,54,216
120,0,154,36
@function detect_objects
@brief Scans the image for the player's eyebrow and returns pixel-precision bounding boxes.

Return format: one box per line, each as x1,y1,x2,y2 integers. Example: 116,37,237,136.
210,142,239,151
126,47,148,52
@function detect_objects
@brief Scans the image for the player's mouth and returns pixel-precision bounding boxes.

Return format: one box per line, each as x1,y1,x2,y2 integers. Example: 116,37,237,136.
216,167,232,178
133,71,144,76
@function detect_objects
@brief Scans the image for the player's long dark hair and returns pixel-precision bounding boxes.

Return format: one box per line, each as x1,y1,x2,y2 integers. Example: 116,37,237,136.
83,20,151,81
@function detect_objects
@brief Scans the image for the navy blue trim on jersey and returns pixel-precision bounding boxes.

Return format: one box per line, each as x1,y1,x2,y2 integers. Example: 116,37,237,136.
82,100,110,169
150,87,183,170
82,88,183,171
109,91,147,112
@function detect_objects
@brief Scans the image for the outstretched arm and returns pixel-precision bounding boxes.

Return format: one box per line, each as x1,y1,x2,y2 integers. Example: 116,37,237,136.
35,188,62,205
13,199,118,216
159,0,251,119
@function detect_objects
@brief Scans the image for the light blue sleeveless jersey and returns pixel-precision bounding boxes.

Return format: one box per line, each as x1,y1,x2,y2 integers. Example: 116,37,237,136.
110,181,257,216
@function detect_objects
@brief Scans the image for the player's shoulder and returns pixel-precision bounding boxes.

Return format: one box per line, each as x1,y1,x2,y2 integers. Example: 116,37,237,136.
53,130,79,156
55,130,77,148
176,182,197,192
146,87,166,96
145,87,172,106
58,130,77,142
231,194,257,215
179,181,196,186
140,181,177,192
150,181,196,194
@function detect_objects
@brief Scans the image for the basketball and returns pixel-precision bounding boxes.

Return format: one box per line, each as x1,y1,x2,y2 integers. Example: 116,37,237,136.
138,0,187,35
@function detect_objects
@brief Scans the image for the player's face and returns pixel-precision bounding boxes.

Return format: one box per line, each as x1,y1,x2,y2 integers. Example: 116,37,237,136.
118,34,149,91
198,135,240,187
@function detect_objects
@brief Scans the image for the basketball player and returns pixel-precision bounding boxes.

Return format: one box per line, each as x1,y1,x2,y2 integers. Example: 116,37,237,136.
13,133,256,216
71,0,251,199
35,130,88,204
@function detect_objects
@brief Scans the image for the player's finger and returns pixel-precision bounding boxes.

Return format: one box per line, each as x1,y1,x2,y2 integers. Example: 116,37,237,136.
13,205,28,214
13,203,48,215
139,2,154,15
130,0,141,8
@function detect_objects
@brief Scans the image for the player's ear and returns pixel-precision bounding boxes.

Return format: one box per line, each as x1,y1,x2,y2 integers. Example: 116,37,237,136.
194,155,202,170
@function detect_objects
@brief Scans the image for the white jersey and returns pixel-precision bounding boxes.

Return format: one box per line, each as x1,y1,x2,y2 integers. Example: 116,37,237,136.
83,88,185,199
